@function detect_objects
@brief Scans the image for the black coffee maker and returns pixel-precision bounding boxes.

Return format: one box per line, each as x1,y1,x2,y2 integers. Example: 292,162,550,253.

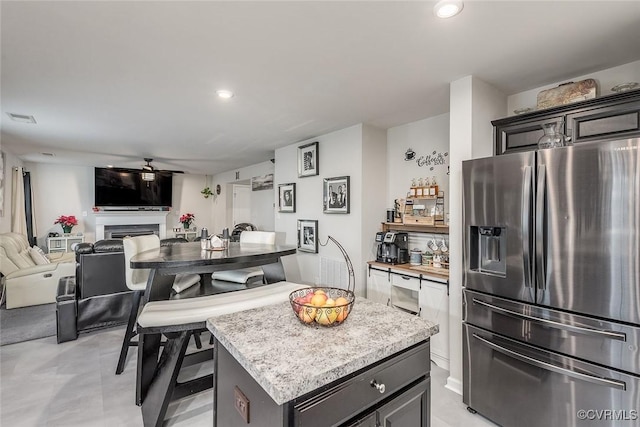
376,232,409,264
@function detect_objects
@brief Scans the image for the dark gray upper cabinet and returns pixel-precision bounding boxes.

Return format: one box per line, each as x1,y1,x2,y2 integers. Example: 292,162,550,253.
493,90,640,155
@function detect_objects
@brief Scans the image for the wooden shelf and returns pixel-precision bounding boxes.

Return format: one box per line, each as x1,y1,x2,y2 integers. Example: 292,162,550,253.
381,222,449,234
368,261,449,281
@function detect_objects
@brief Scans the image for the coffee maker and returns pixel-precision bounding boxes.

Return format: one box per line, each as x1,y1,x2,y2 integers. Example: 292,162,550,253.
376,232,409,264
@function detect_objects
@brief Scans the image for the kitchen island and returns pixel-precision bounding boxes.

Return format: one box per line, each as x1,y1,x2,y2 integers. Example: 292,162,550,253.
207,297,438,426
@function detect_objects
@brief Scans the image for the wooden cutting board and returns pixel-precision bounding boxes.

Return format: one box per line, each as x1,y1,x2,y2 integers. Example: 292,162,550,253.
537,79,597,110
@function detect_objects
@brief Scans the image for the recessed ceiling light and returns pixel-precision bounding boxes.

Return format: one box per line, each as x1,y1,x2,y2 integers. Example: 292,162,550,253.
7,112,37,124
434,0,463,18
216,89,234,99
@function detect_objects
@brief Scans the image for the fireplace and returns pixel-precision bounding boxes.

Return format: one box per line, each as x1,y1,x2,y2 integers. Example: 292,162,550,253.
105,224,160,239
95,211,168,241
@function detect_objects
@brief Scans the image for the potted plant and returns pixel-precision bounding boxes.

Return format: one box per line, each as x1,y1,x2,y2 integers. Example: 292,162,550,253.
201,187,213,199
179,213,195,230
54,215,78,234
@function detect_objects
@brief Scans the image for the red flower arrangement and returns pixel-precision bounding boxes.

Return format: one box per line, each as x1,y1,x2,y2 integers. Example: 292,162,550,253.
179,213,195,229
54,215,78,227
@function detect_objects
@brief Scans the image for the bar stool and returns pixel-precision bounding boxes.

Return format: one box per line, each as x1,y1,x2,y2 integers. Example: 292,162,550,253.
136,281,308,426
211,231,276,286
115,235,201,375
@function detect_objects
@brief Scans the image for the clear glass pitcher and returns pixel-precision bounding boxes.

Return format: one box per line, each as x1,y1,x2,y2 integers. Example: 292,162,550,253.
538,120,570,149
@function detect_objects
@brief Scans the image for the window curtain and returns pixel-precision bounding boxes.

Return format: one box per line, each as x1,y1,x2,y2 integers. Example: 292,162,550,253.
23,171,37,245
11,167,27,235
10,167,37,244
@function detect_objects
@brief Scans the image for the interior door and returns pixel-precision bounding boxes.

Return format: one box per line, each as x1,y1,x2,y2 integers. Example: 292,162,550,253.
537,138,640,325
232,184,251,226
462,151,535,303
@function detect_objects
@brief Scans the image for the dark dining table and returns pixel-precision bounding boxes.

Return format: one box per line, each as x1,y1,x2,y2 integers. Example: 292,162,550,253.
131,241,298,303
130,241,297,407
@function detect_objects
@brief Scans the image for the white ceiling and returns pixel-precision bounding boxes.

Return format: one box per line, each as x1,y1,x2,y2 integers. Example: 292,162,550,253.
2,1,640,175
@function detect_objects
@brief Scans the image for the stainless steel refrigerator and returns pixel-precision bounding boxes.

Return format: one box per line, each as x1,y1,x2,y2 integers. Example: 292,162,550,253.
462,138,640,427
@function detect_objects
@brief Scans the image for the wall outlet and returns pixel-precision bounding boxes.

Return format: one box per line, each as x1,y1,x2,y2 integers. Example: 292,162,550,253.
234,386,250,423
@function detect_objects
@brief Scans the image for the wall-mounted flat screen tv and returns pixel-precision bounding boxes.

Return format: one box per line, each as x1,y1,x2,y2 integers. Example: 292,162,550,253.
95,167,173,208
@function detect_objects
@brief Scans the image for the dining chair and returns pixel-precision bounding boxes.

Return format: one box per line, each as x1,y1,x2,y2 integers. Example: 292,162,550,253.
211,231,276,286
115,234,201,375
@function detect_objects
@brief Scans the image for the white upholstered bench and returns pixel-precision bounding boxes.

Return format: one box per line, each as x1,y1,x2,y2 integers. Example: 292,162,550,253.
136,281,308,426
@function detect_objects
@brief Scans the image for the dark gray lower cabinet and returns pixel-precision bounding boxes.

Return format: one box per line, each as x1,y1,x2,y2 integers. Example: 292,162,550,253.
214,340,431,427
348,378,430,427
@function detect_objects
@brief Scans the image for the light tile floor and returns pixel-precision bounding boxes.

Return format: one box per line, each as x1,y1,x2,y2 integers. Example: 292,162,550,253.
1,327,497,426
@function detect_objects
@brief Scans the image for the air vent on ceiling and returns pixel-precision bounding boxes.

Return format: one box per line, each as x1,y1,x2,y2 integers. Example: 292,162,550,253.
7,113,37,124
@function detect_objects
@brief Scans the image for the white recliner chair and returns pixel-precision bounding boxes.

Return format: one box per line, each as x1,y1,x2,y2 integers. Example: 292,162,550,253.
0,232,76,309
211,231,276,286
115,235,201,375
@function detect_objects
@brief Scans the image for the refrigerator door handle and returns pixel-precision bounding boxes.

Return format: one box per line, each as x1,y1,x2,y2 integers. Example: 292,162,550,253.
472,298,627,341
535,164,546,295
522,166,532,289
471,333,627,391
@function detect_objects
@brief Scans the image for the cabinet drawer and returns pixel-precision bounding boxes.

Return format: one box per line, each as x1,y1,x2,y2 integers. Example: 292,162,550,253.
390,273,420,291
292,342,430,427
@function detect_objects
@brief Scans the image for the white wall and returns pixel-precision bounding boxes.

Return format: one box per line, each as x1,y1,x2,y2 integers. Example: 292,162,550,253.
23,162,213,245
274,124,385,297
447,75,506,395
211,160,275,233
387,113,450,217
170,173,217,233
507,60,640,116
361,124,388,268
0,149,24,234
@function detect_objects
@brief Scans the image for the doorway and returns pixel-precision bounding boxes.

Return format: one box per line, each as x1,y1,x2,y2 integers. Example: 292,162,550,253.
232,184,251,227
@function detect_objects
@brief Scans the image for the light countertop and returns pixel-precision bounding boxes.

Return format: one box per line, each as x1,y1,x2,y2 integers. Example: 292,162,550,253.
207,297,438,405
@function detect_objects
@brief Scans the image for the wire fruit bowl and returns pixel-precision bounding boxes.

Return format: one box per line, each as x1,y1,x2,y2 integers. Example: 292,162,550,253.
289,287,355,327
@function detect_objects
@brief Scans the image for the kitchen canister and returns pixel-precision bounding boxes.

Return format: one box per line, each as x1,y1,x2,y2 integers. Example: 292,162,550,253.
410,249,423,265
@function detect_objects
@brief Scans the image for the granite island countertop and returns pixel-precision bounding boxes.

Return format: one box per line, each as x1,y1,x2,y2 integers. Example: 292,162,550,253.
206,297,438,405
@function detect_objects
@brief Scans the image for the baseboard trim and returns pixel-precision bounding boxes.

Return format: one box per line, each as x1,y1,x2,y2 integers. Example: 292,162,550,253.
445,376,462,395
430,353,450,371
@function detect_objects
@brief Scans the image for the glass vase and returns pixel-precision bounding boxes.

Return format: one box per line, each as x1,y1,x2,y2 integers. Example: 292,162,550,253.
538,121,568,149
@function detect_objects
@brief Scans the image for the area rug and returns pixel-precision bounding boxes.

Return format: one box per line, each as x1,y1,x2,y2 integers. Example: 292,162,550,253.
0,303,56,346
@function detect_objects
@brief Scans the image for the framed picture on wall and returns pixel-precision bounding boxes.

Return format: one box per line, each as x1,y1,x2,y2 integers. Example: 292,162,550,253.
323,176,350,214
298,141,319,178
278,183,296,213
251,173,274,191
297,219,318,253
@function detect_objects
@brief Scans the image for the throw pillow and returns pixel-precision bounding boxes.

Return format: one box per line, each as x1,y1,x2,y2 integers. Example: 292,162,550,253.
30,247,51,265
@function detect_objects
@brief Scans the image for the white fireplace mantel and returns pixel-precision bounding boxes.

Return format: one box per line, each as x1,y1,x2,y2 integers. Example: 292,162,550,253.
95,211,168,241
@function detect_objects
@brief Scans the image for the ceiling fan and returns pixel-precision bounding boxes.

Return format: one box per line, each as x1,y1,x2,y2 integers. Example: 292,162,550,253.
140,158,184,181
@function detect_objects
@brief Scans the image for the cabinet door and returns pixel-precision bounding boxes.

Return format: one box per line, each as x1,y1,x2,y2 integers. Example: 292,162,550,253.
566,99,640,143
376,377,430,427
367,268,390,305
390,273,420,315
495,116,564,155
346,412,377,427
419,281,449,365
47,237,65,253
